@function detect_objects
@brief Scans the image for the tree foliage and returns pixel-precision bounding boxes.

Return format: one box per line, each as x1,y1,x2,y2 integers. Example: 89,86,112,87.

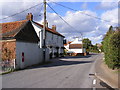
82,38,99,53
82,38,92,52
102,26,120,69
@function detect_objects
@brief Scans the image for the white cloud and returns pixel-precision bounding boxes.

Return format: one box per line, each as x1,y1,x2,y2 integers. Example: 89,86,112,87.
96,2,118,10
37,10,99,44
89,35,103,44
40,10,98,34
0,1,43,22
101,8,118,25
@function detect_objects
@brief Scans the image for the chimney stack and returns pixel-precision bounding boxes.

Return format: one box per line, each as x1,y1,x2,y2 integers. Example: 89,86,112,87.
52,25,56,31
26,13,33,21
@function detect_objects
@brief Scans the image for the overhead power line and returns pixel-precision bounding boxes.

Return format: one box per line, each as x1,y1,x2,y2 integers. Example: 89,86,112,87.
48,1,117,24
0,3,43,21
47,3,83,36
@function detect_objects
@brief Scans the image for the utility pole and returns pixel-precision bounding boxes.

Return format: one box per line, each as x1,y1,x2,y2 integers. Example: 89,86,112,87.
43,0,46,63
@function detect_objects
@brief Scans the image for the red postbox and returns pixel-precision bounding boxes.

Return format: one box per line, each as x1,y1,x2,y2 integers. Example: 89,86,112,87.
22,52,24,62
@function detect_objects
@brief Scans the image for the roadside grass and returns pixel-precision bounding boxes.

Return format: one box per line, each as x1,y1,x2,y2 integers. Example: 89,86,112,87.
102,57,120,74
0,68,15,75
114,69,120,74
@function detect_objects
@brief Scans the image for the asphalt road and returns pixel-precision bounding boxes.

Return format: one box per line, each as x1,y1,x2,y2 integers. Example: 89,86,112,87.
2,53,109,88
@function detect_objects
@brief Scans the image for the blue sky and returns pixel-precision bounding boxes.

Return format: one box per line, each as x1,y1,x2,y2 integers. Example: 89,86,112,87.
0,0,118,44
48,2,104,16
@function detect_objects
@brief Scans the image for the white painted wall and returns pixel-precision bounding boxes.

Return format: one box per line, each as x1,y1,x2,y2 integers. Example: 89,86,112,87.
32,22,43,48
68,48,86,53
45,31,64,55
46,32,53,46
16,41,43,69
69,49,82,53
32,22,64,58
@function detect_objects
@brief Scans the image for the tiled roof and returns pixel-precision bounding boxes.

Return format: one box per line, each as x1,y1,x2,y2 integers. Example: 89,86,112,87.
64,41,72,46
0,19,64,39
0,20,27,37
1,20,39,43
33,21,65,37
69,44,82,49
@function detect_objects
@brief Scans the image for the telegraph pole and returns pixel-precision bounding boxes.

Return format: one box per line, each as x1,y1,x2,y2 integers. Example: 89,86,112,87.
43,0,46,63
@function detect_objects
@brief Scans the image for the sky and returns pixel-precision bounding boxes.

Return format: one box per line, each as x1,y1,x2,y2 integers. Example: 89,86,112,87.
0,0,119,44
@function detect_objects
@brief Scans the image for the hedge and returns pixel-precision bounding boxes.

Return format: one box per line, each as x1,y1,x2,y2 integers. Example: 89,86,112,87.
103,26,120,69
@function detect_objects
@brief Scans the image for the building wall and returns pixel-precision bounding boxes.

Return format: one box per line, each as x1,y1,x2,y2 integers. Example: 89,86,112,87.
46,32,64,57
32,22,43,48
69,49,82,53
46,32,53,47
46,32,64,48
1,40,16,61
69,48,86,53
32,22,64,58
16,41,43,69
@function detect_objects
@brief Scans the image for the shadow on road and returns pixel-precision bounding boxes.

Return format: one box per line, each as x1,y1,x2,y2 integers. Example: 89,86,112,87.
25,53,98,70
64,53,98,59
40,60,94,67
27,55,95,70
100,81,115,90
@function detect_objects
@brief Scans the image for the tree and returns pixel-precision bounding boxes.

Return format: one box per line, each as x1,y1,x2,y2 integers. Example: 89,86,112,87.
82,38,92,52
89,44,100,53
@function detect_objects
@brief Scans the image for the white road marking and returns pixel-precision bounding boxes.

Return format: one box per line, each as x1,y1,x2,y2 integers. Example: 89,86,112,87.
93,79,97,85
93,87,96,90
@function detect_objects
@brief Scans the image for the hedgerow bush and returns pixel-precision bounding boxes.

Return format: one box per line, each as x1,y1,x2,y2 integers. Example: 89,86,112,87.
103,26,120,69
108,31,120,69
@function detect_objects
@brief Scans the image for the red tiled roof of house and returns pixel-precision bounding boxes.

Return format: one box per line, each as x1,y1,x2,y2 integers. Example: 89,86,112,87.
0,19,64,38
0,20,27,37
33,21,65,37
69,44,82,49
64,41,72,46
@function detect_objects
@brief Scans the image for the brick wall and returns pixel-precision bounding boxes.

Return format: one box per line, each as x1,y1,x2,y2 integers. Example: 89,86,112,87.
1,40,16,61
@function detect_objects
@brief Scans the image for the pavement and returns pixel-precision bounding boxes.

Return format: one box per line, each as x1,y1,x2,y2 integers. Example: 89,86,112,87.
95,53,119,88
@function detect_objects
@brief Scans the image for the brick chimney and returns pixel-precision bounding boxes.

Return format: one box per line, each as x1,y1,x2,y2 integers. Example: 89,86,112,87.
52,25,56,31
26,13,33,21
42,20,48,28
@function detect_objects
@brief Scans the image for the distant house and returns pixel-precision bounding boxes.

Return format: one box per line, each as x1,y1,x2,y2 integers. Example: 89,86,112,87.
64,37,86,56
1,13,65,69
96,43,102,52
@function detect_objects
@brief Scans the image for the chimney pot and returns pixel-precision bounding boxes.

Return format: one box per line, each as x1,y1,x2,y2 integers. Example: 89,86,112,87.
52,25,56,31
26,13,33,21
